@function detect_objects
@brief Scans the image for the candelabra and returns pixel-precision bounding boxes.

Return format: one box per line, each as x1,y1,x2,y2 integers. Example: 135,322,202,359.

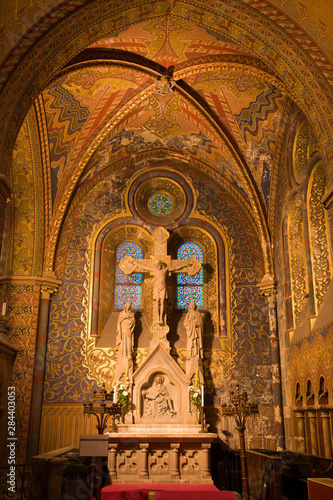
220,385,258,500
83,384,123,434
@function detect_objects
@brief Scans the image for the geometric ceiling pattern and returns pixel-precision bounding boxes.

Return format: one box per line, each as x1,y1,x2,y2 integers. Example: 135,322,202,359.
42,20,287,211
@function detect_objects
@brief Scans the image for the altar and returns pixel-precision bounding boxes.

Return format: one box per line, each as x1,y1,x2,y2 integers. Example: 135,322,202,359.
107,431,217,483
103,227,217,483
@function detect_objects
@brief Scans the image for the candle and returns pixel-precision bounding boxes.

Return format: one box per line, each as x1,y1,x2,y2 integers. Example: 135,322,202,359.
201,384,204,407
114,385,117,403
1,302,6,316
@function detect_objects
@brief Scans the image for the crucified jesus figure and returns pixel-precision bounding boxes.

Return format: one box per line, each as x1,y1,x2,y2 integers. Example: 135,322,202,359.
120,255,201,326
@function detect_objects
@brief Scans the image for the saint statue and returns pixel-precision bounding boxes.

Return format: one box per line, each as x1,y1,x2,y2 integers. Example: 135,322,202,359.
116,302,135,357
142,374,176,417
184,301,203,360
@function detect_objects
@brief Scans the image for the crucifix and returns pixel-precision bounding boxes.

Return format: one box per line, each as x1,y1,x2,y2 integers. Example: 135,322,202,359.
119,227,202,340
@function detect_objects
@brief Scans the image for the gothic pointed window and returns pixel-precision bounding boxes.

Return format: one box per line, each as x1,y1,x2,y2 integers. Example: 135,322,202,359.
176,242,204,309
115,241,143,309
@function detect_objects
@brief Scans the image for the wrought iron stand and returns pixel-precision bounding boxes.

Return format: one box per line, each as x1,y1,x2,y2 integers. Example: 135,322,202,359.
82,385,123,500
220,385,258,500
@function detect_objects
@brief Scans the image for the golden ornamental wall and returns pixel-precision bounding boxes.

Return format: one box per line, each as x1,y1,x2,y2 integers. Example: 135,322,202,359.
40,162,275,453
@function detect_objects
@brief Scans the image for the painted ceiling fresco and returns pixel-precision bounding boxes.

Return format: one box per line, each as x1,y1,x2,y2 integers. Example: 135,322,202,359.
38,16,289,231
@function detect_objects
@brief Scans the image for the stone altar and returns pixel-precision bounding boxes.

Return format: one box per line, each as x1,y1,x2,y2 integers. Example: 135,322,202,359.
106,227,217,483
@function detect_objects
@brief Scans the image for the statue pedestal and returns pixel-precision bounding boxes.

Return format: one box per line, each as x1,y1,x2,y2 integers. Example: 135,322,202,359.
107,430,217,484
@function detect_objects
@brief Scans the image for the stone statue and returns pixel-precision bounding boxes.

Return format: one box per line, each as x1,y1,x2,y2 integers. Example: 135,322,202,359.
184,301,203,360
120,255,201,326
142,374,176,417
116,302,135,357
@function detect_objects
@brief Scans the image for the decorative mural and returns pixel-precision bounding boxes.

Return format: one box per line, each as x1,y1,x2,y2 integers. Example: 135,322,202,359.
2,0,333,465
10,117,36,276
308,163,332,312
274,111,333,451
43,163,271,423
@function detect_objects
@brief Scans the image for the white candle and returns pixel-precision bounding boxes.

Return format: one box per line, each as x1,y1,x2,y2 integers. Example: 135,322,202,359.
114,386,117,403
1,302,6,316
201,384,204,407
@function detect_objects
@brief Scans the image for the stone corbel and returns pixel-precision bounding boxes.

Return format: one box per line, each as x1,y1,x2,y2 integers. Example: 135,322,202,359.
257,274,277,302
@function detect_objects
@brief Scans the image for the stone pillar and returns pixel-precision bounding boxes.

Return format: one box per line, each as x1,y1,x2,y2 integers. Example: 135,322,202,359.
139,443,149,478
308,410,319,456
0,317,18,467
201,443,211,478
170,443,180,478
108,443,118,479
321,410,332,458
294,410,306,453
28,275,61,457
257,276,285,451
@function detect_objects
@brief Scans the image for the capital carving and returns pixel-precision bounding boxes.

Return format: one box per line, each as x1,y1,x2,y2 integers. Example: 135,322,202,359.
40,271,62,300
41,284,59,300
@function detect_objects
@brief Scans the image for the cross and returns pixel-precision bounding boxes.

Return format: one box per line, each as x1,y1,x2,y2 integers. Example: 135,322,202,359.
119,227,202,332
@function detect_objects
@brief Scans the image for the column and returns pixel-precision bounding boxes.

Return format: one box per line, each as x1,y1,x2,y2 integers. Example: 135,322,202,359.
108,443,118,479
28,276,61,457
294,410,306,453
139,443,149,478
201,443,211,478
321,410,332,458
308,410,319,456
257,276,285,451
170,443,180,478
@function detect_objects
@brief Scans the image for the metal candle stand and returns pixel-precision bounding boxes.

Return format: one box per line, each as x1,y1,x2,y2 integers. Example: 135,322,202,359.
83,383,123,434
220,384,258,500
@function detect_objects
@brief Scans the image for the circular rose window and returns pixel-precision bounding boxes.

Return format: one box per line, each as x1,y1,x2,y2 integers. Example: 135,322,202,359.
134,177,187,225
148,192,174,216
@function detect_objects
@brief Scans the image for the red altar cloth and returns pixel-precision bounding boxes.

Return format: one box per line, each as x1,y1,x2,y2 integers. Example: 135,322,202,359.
101,484,237,500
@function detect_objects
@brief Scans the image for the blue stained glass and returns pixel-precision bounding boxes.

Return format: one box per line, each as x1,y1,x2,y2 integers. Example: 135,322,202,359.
176,242,204,285
176,242,204,309
116,241,143,284
115,285,142,309
148,192,173,216
115,241,143,308
177,287,204,309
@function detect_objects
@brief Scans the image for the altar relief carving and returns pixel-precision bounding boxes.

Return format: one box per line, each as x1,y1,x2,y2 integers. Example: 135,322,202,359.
142,374,176,418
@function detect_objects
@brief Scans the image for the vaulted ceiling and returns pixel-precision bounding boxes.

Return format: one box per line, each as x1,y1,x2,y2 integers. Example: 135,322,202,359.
1,0,333,276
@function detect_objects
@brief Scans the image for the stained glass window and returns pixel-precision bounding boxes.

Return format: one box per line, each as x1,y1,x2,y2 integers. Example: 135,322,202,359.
148,192,173,216
115,241,143,308
176,242,204,309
